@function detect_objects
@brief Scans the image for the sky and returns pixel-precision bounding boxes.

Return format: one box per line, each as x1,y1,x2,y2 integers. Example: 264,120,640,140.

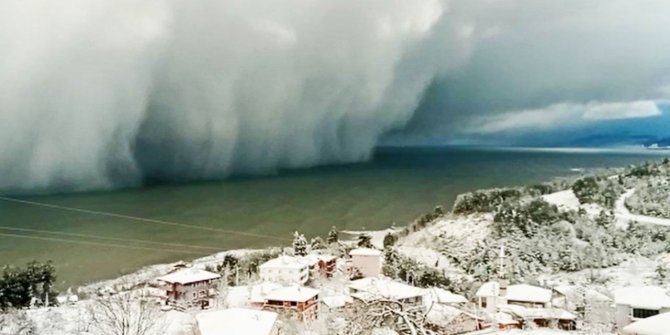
1,0,670,192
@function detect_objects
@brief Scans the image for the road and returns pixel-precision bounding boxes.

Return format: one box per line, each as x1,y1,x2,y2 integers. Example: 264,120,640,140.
614,189,670,227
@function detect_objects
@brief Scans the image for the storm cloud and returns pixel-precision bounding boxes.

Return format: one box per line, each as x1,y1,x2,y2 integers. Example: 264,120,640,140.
1,0,670,193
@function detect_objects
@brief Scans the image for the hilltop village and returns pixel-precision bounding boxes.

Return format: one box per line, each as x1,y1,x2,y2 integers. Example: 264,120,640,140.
3,159,670,335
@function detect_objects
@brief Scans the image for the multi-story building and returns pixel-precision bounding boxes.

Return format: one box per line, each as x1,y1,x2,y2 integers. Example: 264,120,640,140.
262,286,320,320
156,268,220,309
259,256,310,285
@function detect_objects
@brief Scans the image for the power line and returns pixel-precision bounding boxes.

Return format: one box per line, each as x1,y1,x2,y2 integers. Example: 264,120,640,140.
0,232,205,255
0,196,288,242
0,226,222,252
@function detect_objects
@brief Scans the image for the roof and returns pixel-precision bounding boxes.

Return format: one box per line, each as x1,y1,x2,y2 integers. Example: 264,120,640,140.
499,304,576,320
505,284,552,304
622,312,670,335
259,255,310,270
428,287,468,304
615,286,670,309
196,308,277,335
426,305,481,327
349,248,382,256
475,282,552,303
349,277,427,301
476,281,499,297
156,268,220,285
265,286,320,302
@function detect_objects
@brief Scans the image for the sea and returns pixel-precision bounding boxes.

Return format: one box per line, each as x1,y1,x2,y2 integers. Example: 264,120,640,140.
1,146,668,288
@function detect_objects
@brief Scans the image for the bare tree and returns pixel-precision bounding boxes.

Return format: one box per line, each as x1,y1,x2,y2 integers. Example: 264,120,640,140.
89,294,163,335
340,299,431,335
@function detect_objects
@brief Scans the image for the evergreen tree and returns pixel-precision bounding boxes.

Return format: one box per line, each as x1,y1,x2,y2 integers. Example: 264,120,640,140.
357,233,373,248
310,236,325,250
292,231,308,256
326,226,339,244
383,232,397,248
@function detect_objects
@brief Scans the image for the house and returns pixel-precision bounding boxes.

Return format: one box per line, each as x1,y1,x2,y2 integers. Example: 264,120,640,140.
499,304,577,330
552,285,613,324
259,256,310,285
156,268,220,309
622,311,670,335
348,277,427,308
349,248,383,278
476,282,552,312
263,286,320,320
614,286,670,330
303,254,337,278
195,308,279,335
224,282,283,308
427,287,469,306
426,304,482,335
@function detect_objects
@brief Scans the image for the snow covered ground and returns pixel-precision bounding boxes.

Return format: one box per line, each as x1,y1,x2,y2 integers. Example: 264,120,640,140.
397,214,491,272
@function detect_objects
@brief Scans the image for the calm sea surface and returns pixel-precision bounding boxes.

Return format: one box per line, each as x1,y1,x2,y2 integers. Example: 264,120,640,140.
1,146,668,288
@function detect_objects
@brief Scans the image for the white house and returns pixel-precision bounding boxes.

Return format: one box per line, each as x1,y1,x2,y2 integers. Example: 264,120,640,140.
349,248,383,278
259,256,310,285
614,286,670,330
195,308,279,335
476,282,552,312
622,311,670,335
348,277,427,307
427,287,468,306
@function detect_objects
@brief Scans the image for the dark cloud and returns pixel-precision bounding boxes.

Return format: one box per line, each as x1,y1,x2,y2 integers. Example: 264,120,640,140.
2,0,670,193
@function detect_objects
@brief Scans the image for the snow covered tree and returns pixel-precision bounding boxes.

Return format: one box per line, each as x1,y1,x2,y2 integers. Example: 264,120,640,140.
357,233,373,248
326,226,339,244
89,295,162,335
292,231,308,256
310,236,325,250
656,263,669,284
383,232,397,248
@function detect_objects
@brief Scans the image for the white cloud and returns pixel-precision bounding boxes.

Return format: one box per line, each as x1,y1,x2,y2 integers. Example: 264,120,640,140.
466,100,662,134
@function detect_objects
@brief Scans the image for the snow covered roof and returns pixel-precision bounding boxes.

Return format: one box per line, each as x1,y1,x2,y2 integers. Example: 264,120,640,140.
349,248,382,256
505,284,552,304
349,277,427,301
475,282,552,304
426,304,480,327
499,304,576,321
615,286,670,309
259,255,310,270
493,312,519,325
265,286,320,302
249,282,284,303
196,308,277,335
622,312,670,335
428,287,468,304
156,268,220,285
322,295,353,309
553,285,611,302
476,281,499,298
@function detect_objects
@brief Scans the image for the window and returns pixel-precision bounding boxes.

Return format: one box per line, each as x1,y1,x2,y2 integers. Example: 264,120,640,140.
632,308,659,319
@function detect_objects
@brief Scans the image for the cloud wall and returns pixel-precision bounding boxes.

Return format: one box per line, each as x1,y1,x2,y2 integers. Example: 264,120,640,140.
0,0,460,193
3,0,670,193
